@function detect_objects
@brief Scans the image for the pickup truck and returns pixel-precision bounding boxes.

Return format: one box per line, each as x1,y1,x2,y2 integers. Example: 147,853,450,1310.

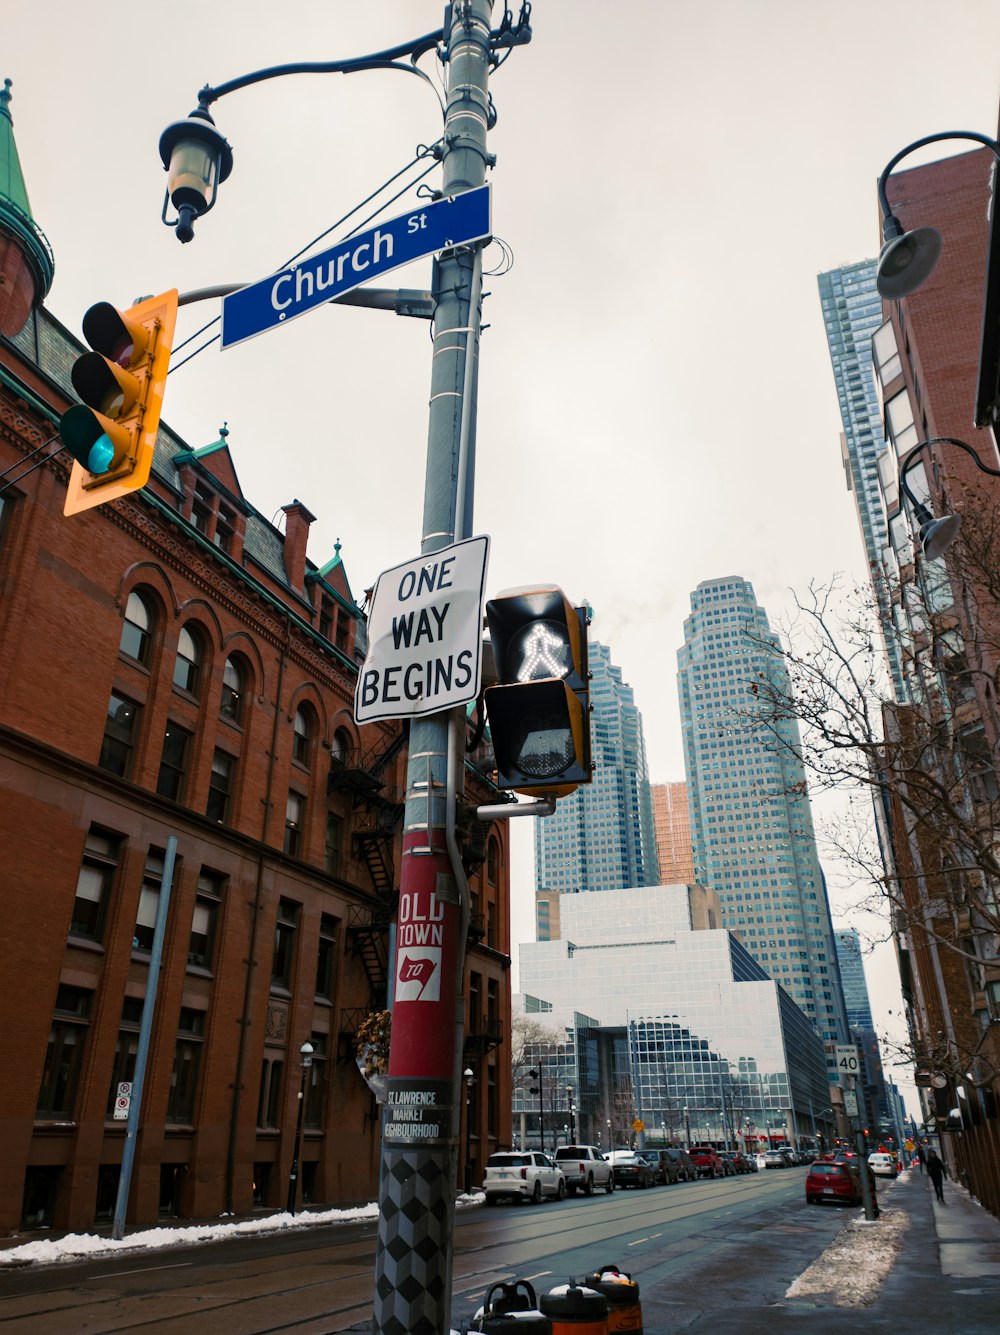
553,1144,616,1195
687,1145,725,1179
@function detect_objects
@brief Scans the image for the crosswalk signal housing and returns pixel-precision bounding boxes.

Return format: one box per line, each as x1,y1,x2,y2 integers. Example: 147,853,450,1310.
62,290,178,515
484,584,592,796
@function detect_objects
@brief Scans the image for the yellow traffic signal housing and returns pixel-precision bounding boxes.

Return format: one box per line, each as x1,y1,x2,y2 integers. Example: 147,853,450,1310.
484,584,592,796
62,290,178,515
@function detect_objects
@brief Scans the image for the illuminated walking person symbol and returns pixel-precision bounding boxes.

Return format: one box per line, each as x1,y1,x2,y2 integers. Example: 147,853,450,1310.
516,623,569,682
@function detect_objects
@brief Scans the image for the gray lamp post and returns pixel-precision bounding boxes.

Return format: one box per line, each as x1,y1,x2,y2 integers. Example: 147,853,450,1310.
683,1105,691,1149
286,1041,314,1215
567,1086,576,1142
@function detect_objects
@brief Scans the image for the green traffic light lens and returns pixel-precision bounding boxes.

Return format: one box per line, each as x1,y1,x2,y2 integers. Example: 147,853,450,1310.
510,619,572,683
87,433,115,474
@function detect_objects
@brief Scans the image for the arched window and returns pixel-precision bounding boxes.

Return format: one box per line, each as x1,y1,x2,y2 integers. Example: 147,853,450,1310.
173,626,201,695
292,707,311,766
120,591,152,664
487,836,499,887
220,657,243,722
331,727,353,765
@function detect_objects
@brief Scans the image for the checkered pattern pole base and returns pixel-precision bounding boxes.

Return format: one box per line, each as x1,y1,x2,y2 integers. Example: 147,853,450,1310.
372,1143,457,1335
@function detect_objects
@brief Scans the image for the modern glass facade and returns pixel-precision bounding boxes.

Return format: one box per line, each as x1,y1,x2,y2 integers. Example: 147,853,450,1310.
534,637,657,898
834,927,876,1032
516,886,832,1150
817,260,905,697
676,576,850,1047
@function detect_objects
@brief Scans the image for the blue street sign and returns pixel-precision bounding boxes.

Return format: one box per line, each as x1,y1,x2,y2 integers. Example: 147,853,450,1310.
220,185,491,350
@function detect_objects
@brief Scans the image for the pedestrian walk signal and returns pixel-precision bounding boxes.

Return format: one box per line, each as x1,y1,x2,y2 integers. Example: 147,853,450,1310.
484,584,592,796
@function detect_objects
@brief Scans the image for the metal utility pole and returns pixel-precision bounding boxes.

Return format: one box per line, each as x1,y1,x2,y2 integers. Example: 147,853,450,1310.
372,5,494,1332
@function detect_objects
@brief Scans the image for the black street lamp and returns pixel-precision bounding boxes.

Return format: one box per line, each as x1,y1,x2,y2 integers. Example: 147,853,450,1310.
463,1067,475,1194
876,131,1000,299
286,1040,314,1215
566,1085,576,1142
529,1066,545,1152
683,1105,691,1149
898,436,1000,560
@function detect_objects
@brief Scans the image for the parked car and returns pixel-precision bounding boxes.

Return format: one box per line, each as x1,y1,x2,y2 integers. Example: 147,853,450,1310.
607,1151,657,1188
805,1159,862,1206
687,1145,726,1179
867,1152,898,1179
763,1149,789,1169
658,1147,698,1182
553,1144,615,1195
483,1151,566,1205
723,1151,755,1174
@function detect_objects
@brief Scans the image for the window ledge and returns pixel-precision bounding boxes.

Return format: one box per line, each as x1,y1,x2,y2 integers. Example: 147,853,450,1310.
66,935,106,954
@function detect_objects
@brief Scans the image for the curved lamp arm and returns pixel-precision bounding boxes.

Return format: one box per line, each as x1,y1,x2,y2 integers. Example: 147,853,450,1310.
877,132,1000,298
898,435,1000,559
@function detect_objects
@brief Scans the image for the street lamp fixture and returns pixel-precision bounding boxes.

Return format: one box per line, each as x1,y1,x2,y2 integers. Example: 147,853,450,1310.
286,1040,314,1215
156,25,449,245
898,436,1000,559
463,1067,475,1195
158,106,234,244
876,130,1000,298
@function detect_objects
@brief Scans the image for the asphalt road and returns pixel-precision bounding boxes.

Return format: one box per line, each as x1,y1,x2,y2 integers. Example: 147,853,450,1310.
0,1170,837,1333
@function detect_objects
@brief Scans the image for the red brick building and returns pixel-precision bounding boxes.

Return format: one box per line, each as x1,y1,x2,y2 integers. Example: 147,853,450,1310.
0,87,511,1235
875,145,1000,1215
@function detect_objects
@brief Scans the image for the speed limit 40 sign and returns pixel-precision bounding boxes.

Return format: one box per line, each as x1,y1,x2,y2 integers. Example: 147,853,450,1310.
834,1045,860,1076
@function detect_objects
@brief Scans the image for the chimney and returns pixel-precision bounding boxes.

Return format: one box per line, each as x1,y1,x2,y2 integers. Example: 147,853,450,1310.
281,500,316,593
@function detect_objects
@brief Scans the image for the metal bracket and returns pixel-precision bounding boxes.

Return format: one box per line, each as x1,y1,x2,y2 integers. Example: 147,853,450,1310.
474,797,555,820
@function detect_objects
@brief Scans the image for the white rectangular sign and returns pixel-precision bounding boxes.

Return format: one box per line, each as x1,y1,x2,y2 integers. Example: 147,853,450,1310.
354,535,490,723
834,1045,860,1076
113,1081,132,1121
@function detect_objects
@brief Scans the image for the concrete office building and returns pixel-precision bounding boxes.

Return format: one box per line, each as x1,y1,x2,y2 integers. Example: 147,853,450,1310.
677,577,850,1047
534,637,657,897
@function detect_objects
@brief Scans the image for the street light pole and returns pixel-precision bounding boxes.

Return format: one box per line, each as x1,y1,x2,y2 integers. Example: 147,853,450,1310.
286,1041,314,1216
373,7,495,1332
567,1086,576,1142
684,1105,691,1149
463,1067,474,1195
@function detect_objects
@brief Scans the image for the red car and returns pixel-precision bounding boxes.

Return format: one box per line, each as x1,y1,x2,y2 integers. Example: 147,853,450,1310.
687,1145,725,1179
805,1159,862,1206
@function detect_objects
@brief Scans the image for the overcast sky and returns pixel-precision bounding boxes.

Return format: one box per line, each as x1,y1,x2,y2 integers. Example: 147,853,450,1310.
9,1,1000,1116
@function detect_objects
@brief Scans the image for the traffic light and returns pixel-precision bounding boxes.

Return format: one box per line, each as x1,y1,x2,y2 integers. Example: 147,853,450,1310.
62,290,178,515
484,584,592,796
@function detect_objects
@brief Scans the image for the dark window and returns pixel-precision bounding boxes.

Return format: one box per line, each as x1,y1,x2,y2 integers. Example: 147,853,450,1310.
166,1008,205,1124
120,591,152,664
324,812,344,876
272,899,299,989
99,692,141,777
220,657,243,722
21,1167,61,1230
173,625,201,695
292,707,311,766
257,1056,285,1128
192,488,213,535
95,1166,122,1220
133,849,166,953
188,869,224,968
106,996,144,1115
215,506,235,554
319,597,334,643
331,728,353,764
335,615,349,655
284,791,304,856
36,986,91,1118
305,1034,327,1129
958,725,999,803
487,837,499,886
315,913,338,1000
71,826,121,941
156,721,191,800
207,750,235,823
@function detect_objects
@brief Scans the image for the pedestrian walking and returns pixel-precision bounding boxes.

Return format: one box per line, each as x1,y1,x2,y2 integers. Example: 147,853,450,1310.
916,1143,926,1174
926,1149,946,1203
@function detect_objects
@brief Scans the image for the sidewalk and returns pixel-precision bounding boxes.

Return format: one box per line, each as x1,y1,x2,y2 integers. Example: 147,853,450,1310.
633,1167,1000,1333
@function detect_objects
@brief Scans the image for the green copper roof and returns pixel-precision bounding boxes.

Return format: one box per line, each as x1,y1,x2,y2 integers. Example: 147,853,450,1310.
173,422,231,462
316,539,344,579
0,79,54,299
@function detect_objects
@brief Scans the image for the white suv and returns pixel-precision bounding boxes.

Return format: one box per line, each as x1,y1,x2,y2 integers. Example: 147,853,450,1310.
483,1151,566,1205
553,1144,615,1195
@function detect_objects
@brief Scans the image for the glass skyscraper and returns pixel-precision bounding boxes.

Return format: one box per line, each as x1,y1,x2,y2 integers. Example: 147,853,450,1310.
534,637,657,896
834,927,876,1032
818,259,904,696
677,576,850,1046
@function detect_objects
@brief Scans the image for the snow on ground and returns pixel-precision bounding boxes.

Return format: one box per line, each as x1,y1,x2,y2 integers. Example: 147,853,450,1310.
784,1202,908,1307
0,1192,486,1268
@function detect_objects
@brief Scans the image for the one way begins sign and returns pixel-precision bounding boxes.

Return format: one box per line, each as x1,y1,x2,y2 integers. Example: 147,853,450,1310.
355,535,490,724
